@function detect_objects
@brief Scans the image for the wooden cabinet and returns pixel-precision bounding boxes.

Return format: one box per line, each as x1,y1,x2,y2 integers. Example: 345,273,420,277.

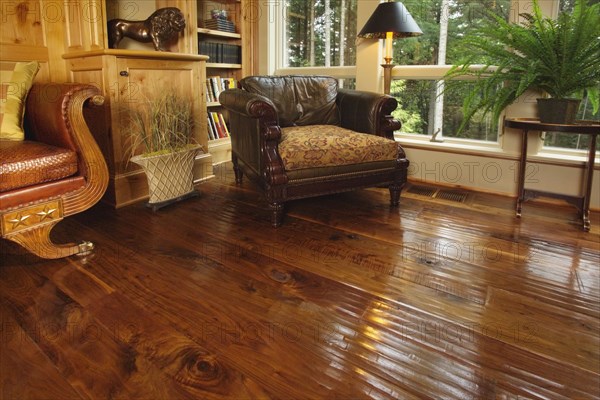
64,50,211,208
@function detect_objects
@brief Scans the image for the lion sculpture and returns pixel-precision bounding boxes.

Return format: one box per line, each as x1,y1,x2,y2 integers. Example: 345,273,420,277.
107,7,186,52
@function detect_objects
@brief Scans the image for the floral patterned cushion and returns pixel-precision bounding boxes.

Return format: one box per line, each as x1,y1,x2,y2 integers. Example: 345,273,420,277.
279,125,400,171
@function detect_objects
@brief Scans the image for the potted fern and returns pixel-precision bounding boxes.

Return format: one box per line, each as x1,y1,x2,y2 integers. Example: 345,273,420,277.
444,0,600,128
127,90,203,210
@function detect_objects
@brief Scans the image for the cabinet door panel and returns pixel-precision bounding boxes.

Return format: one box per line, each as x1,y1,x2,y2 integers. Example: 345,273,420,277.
115,58,206,166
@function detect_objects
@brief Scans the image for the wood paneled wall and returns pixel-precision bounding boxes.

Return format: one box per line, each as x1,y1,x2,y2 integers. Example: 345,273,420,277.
0,0,106,81
0,0,177,81
0,0,56,79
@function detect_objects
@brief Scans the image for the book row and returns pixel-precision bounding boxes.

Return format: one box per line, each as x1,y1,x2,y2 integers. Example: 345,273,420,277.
199,41,242,64
207,111,230,140
206,76,237,103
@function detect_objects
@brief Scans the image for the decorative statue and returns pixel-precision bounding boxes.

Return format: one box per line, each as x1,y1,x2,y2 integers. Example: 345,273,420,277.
107,7,186,52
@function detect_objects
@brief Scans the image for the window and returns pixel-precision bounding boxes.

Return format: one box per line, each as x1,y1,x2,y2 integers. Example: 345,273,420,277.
392,80,499,141
391,0,511,141
285,0,357,68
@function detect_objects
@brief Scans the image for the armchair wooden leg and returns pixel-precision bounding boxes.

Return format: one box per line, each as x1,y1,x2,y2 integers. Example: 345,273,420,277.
389,184,401,206
3,222,94,259
232,154,243,184
269,202,284,227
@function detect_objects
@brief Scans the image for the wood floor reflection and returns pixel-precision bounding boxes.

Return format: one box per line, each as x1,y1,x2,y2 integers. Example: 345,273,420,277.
2,166,599,399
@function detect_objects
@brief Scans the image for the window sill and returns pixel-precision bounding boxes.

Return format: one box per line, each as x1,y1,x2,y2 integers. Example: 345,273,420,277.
395,133,599,168
395,133,507,156
533,150,599,167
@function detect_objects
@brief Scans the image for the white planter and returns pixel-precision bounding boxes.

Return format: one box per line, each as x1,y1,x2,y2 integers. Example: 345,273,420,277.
131,145,202,209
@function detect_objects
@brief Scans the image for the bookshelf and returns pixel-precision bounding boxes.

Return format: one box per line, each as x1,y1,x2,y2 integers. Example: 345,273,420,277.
196,0,254,165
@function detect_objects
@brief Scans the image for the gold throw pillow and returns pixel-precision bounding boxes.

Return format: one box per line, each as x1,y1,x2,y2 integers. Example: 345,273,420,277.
0,61,40,141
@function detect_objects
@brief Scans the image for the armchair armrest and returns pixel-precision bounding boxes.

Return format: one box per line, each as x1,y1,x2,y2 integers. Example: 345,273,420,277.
336,89,401,139
23,83,108,215
24,84,104,151
219,89,287,187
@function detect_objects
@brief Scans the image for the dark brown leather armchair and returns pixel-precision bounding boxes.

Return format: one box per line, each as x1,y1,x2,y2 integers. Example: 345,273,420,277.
219,75,409,226
0,84,109,259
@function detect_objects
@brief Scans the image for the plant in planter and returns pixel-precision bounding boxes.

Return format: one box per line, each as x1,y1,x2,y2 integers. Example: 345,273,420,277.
444,0,600,128
127,90,203,210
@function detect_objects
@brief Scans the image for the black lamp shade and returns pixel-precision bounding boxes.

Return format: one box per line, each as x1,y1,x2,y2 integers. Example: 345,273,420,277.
357,1,423,39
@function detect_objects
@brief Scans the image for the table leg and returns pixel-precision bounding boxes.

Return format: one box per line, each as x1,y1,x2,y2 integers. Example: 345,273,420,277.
516,129,529,218
581,133,597,231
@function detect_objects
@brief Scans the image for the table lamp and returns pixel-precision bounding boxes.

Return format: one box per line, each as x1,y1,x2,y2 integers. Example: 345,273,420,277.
357,0,422,94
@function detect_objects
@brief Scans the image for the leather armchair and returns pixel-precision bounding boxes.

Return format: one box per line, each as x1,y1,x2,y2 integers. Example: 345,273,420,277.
219,75,409,226
0,84,109,259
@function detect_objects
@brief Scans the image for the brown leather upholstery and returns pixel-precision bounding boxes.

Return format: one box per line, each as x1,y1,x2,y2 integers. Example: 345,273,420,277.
0,83,108,259
219,75,408,226
0,141,78,192
240,75,340,127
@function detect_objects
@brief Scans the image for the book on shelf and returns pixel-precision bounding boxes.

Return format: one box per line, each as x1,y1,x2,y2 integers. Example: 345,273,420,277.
207,116,217,140
208,112,229,139
213,112,227,138
218,113,230,137
199,41,242,64
222,77,236,90
205,76,238,103
208,76,221,102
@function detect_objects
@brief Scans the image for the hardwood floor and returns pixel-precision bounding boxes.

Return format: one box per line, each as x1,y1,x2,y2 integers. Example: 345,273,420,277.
1,165,599,399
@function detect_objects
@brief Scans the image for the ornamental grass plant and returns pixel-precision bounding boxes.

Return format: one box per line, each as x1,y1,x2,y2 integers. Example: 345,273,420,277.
126,90,203,208
127,90,197,157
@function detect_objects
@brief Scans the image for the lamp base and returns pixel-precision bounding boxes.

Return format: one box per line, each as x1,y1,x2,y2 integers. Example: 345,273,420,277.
381,63,396,95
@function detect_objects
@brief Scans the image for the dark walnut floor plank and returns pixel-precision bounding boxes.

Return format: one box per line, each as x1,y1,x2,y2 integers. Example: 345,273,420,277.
279,189,600,320
176,196,599,374
58,198,596,396
40,261,282,400
207,178,600,313
42,207,472,398
0,264,209,400
175,187,599,354
1,168,599,399
41,262,280,400
60,241,473,398
62,219,417,399
0,303,83,400
96,181,593,376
